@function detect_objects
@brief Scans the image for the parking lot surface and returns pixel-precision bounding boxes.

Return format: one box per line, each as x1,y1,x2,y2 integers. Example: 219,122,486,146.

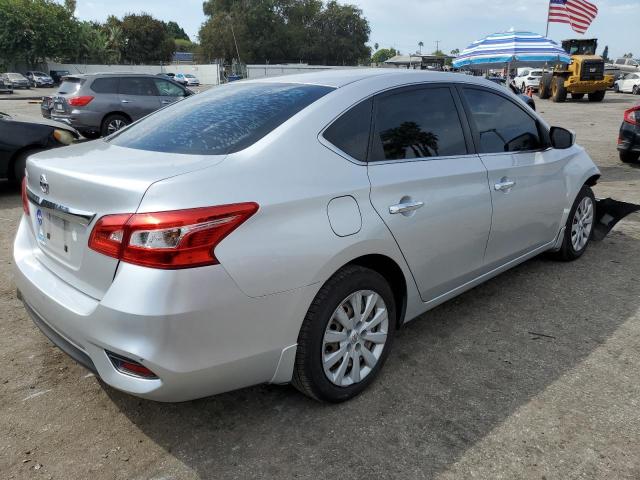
1,92,640,480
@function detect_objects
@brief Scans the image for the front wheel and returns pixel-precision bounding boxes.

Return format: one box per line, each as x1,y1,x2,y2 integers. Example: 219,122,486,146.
292,265,396,402
551,76,567,102
555,185,595,261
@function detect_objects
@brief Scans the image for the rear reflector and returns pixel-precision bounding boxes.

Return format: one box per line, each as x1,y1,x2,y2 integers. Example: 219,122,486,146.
88,203,258,269
67,95,94,107
21,177,29,216
106,351,158,379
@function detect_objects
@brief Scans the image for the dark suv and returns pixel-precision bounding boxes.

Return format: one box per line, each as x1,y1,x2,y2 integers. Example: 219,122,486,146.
41,73,192,138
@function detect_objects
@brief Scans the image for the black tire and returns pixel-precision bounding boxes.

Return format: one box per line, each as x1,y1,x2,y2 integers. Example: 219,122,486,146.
551,76,567,102
620,151,640,163
538,75,552,99
588,90,606,102
292,265,396,402
79,130,101,140
12,148,45,183
571,93,585,100
521,82,526,93
554,185,596,261
100,113,130,137
633,85,639,95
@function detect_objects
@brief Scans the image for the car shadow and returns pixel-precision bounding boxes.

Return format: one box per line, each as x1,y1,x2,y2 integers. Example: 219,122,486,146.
105,226,640,478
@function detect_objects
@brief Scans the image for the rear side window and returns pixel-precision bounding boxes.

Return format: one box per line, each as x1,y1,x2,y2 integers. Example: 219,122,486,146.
110,83,333,155
57,78,84,94
369,87,467,161
120,77,157,96
90,77,119,94
323,98,372,161
463,88,541,154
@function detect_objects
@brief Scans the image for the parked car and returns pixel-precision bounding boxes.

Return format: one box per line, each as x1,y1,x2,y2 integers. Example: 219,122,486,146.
41,73,192,138
0,77,13,94
513,68,544,92
174,73,200,86
25,71,54,88
49,70,71,85
486,76,536,110
606,58,640,78
0,111,78,182
157,72,176,79
1,72,30,89
16,70,601,403
613,73,640,94
618,104,640,163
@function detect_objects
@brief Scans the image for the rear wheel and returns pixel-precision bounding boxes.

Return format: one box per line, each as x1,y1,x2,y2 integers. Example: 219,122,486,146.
12,148,45,183
292,265,396,402
588,90,606,102
571,93,585,100
538,75,552,99
620,151,640,163
551,76,567,102
101,114,130,137
555,185,595,261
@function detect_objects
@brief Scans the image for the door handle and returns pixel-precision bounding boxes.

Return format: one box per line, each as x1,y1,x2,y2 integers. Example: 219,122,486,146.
121,99,131,104
389,201,424,215
494,179,516,191
161,100,171,104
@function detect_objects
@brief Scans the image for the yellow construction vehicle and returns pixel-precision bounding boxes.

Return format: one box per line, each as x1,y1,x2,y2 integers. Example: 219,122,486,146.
538,38,614,102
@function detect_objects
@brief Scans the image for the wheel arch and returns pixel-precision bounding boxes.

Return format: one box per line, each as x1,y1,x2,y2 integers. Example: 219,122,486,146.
8,144,47,181
101,111,132,126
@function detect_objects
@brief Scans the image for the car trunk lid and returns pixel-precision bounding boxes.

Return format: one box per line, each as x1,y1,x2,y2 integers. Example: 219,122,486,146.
24,141,226,299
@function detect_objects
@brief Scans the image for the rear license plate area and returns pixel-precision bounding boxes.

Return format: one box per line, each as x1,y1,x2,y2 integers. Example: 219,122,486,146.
35,209,71,259
54,103,65,112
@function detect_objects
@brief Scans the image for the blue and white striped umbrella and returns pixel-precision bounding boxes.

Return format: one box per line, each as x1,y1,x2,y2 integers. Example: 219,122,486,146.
452,31,571,69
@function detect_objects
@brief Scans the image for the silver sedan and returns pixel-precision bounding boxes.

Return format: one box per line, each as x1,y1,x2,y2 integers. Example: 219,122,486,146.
14,70,600,402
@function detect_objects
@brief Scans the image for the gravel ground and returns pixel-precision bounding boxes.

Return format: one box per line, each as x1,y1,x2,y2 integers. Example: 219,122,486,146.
1,92,640,480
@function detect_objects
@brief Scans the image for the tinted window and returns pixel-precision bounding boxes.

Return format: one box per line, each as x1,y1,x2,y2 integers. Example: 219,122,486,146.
57,78,83,94
153,79,185,97
369,87,467,161
120,77,157,96
463,88,541,154
323,98,372,161
110,83,333,155
90,77,119,94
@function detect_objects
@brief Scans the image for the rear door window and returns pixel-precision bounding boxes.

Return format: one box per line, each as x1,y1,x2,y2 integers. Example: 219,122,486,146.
323,98,373,162
369,87,468,161
110,83,333,155
119,77,157,96
462,88,542,153
90,77,119,94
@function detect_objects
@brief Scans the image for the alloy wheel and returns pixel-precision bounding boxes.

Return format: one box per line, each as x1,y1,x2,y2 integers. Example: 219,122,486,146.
322,290,388,387
571,196,594,251
107,119,127,134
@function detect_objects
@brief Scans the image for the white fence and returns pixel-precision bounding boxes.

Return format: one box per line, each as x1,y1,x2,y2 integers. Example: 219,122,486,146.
47,62,221,85
246,64,362,80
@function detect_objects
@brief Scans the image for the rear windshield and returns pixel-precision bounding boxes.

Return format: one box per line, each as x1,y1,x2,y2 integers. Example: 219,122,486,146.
58,78,84,94
530,71,543,77
8,73,24,79
110,83,334,155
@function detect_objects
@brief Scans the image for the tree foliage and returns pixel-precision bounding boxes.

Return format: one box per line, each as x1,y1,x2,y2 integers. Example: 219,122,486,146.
602,45,609,62
165,21,190,41
199,0,371,65
120,13,175,64
371,47,397,64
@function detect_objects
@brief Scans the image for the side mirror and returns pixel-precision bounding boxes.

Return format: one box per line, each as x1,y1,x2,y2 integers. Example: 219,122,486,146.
549,126,575,149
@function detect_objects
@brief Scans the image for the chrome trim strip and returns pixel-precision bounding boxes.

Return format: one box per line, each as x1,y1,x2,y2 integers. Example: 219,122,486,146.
26,188,96,226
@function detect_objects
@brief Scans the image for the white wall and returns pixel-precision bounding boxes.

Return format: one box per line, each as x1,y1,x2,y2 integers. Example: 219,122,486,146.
246,64,361,80
47,62,221,85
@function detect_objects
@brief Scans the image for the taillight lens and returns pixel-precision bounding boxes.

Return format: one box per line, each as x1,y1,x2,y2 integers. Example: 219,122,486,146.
623,106,640,126
67,95,94,107
21,177,30,216
88,203,258,269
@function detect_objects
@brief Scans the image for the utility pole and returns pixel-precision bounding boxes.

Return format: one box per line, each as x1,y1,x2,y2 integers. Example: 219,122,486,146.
435,40,441,53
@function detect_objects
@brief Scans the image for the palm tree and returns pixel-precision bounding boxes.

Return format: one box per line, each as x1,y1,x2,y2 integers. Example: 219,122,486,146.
418,41,424,54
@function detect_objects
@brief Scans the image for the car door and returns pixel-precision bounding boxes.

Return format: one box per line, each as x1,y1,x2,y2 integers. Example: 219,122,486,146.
367,85,493,302
118,77,162,121
459,86,567,268
152,78,187,107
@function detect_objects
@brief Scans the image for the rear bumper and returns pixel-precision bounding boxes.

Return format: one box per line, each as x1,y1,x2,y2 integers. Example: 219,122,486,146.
14,216,315,401
618,122,640,152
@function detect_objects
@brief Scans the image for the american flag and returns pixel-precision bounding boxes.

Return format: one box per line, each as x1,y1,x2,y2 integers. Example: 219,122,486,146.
548,0,598,34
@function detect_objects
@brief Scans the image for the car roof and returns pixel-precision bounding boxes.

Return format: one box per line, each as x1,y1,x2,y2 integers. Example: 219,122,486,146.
248,68,512,89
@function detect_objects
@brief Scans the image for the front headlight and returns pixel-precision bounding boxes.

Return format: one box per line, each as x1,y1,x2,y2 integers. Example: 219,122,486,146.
53,129,74,145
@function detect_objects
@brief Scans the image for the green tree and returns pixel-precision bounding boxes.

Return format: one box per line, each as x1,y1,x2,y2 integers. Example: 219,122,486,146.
64,0,75,13
623,52,633,59
120,13,174,64
602,45,609,62
418,41,423,53
165,21,190,41
0,0,78,66
450,48,460,56
174,38,197,52
371,47,397,64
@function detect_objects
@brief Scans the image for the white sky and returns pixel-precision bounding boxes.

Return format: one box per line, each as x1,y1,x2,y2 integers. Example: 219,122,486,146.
58,0,639,59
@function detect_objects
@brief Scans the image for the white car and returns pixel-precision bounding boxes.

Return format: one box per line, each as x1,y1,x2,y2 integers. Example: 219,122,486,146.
15,70,600,403
174,73,200,86
614,73,640,95
514,69,544,92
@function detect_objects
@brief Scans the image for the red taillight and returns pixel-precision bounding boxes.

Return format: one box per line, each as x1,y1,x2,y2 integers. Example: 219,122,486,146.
67,95,94,107
623,106,640,126
21,177,30,216
88,203,258,269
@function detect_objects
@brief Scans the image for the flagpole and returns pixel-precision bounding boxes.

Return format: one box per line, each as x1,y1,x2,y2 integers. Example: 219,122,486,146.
545,0,550,37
